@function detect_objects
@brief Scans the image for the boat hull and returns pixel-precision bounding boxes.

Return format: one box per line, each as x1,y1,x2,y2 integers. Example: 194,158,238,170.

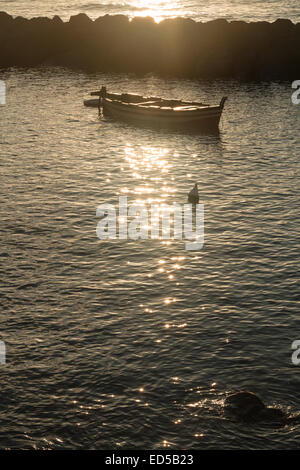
84,98,99,107
102,98,224,130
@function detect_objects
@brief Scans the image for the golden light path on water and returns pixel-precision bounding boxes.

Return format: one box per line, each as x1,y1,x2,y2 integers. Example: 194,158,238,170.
129,0,191,22
123,143,200,247
129,0,232,22
122,143,200,354
124,145,173,203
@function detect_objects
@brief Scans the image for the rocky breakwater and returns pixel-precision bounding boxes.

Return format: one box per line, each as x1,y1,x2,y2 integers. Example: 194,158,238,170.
0,11,299,80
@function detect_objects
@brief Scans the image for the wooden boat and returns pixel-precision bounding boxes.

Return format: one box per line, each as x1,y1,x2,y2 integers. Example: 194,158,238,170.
84,86,227,130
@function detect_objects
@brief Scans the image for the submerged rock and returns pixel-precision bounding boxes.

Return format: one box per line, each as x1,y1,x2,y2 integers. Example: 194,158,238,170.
224,391,286,424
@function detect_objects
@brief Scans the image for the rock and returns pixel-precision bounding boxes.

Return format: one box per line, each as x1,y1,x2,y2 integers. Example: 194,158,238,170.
0,11,13,28
224,391,286,425
68,13,92,30
225,391,265,419
52,15,63,25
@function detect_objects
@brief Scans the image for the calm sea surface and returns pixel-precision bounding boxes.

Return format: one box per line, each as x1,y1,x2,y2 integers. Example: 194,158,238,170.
0,68,299,449
0,0,299,22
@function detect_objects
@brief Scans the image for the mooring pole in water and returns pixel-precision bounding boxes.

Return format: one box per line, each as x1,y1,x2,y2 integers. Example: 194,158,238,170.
98,85,107,114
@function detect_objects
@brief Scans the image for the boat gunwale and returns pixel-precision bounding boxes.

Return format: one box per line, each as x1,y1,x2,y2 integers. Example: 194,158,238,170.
104,96,223,116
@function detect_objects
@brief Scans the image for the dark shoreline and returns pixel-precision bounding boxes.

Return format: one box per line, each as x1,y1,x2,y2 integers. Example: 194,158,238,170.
0,11,299,80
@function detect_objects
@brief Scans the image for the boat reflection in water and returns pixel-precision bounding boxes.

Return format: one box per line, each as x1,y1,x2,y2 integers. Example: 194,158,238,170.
84,86,227,134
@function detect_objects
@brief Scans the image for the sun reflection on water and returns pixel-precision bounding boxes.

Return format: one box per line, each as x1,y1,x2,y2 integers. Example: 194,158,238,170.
124,144,174,205
130,0,182,23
